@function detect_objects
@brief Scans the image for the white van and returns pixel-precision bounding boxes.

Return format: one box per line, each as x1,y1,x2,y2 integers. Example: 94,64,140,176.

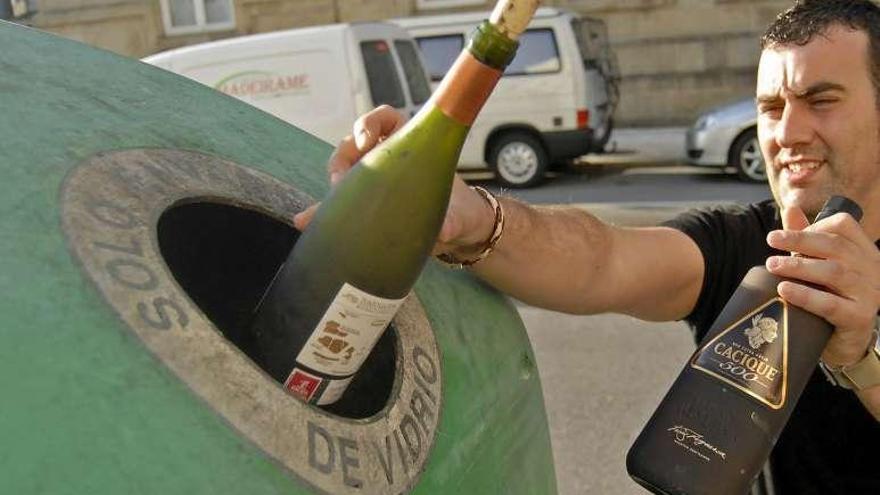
394,7,619,187
142,22,432,146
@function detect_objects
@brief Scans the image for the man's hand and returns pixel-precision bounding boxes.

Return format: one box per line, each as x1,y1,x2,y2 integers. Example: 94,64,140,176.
765,206,880,367
293,105,497,258
292,104,406,230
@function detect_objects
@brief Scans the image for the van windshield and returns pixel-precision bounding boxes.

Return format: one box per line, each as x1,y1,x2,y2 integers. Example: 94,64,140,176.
360,40,406,108
394,40,431,105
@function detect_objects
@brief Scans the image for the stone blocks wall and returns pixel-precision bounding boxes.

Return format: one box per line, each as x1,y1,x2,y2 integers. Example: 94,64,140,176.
24,0,797,126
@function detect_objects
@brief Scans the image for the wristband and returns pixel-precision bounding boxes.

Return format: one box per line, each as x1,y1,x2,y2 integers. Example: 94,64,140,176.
820,328,880,391
436,186,504,268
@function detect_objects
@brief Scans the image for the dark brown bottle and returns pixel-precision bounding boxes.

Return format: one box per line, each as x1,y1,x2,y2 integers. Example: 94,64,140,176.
626,196,862,495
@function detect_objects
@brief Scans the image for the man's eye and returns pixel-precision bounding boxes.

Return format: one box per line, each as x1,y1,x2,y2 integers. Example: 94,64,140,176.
758,105,782,116
811,98,837,107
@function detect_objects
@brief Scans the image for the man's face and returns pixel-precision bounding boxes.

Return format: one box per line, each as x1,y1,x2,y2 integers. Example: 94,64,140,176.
757,25,880,224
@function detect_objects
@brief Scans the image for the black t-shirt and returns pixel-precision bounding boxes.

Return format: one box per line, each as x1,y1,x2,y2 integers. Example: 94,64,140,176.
665,199,880,494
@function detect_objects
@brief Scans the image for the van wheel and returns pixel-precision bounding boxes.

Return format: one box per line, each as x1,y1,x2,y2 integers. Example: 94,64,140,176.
592,117,614,153
489,133,548,188
729,128,766,183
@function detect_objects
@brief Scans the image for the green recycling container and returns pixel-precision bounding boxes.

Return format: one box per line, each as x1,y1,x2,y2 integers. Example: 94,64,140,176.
0,21,556,495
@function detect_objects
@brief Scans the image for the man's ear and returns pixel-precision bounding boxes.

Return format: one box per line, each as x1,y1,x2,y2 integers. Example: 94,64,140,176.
781,205,810,231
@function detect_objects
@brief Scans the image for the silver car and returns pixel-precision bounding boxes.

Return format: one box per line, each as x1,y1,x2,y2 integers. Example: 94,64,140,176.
686,98,766,183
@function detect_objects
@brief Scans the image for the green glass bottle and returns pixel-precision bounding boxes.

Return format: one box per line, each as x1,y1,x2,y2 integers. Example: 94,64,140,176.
251,0,539,406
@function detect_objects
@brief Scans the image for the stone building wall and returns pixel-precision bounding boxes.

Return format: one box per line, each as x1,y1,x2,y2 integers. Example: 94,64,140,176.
553,0,791,125
20,0,796,126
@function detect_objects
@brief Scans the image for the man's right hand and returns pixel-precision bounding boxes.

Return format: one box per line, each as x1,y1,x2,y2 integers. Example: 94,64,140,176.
293,105,497,260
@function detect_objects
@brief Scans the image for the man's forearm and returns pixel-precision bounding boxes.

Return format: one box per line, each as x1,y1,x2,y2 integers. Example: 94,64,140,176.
464,196,704,321
469,197,615,314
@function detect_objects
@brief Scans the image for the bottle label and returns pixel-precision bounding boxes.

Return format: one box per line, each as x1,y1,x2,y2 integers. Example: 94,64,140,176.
294,283,406,377
690,297,789,409
284,368,353,405
666,425,728,462
313,375,354,405
285,368,323,402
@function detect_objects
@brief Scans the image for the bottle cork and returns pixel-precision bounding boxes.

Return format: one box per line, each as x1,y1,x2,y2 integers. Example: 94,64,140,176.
489,0,541,41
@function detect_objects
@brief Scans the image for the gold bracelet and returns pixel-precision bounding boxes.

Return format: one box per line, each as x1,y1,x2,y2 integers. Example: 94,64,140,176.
436,186,505,268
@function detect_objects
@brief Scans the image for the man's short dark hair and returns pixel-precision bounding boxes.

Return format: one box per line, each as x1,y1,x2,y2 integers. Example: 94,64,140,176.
761,0,880,102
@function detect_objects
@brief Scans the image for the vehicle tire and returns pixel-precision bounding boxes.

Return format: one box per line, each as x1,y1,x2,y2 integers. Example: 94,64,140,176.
729,128,766,183
592,116,614,153
489,132,548,188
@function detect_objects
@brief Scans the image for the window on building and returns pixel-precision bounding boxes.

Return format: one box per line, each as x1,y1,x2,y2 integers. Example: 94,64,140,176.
1,0,34,19
415,35,464,81
160,0,235,35
360,40,406,109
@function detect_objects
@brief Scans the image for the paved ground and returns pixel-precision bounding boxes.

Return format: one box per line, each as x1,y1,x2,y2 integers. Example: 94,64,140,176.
507,167,703,495
518,308,694,495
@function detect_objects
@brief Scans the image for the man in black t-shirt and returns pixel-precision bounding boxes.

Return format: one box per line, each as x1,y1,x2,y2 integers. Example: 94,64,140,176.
665,200,879,493
301,0,880,492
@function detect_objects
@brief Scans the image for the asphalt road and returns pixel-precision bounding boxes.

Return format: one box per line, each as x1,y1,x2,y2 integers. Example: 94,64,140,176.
519,310,693,495
470,164,771,495
471,164,773,207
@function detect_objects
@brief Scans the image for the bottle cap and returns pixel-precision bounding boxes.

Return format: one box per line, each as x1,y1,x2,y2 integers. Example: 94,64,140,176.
814,196,863,223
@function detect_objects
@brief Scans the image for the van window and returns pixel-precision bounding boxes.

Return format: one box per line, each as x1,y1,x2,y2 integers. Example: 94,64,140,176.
415,35,464,81
505,29,561,75
394,40,431,105
572,17,610,71
572,18,599,67
360,40,406,108
571,16,620,105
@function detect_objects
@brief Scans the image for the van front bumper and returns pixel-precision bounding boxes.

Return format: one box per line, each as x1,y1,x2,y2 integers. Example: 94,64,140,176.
542,128,594,161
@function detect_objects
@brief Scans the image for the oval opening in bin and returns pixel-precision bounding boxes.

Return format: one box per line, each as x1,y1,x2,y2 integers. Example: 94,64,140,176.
156,200,398,419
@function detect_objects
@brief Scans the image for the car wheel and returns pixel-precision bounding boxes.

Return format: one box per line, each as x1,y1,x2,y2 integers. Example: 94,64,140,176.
729,128,766,183
592,116,614,153
489,133,548,188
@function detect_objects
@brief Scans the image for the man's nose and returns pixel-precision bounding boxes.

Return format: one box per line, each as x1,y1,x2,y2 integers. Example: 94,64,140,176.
774,102,814,149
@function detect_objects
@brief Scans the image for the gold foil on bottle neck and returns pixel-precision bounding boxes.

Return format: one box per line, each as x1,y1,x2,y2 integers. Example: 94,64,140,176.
431,51,502,126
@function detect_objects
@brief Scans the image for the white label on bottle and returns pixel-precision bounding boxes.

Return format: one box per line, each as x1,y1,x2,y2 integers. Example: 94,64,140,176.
295,283,406,377
315,375,354,405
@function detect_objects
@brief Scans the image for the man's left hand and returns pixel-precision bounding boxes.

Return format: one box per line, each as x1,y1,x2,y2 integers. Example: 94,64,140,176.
765,205,880,367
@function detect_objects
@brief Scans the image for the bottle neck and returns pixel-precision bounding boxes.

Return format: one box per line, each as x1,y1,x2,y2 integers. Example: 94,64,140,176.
469,20,519,70
429,21,518,126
